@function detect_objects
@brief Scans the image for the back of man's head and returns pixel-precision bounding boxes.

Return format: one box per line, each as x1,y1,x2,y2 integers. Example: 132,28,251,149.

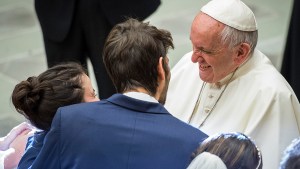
103,18,174,95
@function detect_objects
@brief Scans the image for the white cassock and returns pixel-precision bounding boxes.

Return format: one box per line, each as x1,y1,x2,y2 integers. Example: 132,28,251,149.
165,49,300,169
0,151,5,169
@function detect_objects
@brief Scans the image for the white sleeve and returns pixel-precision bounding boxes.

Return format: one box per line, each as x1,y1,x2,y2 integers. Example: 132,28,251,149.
0,151,6,169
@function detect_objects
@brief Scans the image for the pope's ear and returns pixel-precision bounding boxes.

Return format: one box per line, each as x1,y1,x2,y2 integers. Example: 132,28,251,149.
234,42,251,65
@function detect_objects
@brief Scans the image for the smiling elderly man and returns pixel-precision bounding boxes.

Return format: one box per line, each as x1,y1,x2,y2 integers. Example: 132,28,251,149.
165,0,300,168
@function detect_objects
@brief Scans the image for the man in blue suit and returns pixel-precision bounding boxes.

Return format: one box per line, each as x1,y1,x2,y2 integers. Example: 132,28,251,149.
20,18,208,169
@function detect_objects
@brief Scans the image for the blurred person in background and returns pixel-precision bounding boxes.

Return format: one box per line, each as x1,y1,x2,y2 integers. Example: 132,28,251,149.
34,0,161,99
281,0,300,98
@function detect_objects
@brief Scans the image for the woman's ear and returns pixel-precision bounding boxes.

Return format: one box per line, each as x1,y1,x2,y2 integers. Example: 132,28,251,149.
234,43,251,65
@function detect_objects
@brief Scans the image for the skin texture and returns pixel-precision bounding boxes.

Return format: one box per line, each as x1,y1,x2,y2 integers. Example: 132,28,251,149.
0,122,33,169
155,57,170,105
4,129,32,169
0,122,32,151
81,74,100,102
190,13,249,83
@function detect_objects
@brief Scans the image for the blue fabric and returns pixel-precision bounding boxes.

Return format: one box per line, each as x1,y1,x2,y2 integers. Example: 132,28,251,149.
18,131,47,169
18,94,207,169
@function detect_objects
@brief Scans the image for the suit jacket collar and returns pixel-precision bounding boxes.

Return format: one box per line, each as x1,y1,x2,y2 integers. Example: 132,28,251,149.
107,94,170,115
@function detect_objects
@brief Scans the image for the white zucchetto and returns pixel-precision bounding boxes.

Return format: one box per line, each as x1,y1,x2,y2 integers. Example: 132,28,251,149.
201,0,257,31
187,152,227,169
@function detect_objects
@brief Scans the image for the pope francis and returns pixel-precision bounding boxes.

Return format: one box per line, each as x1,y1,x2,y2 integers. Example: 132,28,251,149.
165,0,300,168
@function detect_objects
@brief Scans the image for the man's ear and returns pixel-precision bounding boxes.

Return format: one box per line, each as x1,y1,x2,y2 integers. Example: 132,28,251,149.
157,57,165,81
234,43,251,65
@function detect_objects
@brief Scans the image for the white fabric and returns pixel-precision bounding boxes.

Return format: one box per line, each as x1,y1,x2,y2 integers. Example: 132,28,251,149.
187,152,227,169
165,50,300,169
0,151,4,169
123,92,158,103
201,0,257,31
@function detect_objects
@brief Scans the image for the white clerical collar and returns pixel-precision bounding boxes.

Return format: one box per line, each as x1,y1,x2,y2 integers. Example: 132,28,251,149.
123,92,158,103
211,71,235,89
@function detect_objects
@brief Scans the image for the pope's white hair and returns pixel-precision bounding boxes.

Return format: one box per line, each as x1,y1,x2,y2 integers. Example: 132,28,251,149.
220,25,258,55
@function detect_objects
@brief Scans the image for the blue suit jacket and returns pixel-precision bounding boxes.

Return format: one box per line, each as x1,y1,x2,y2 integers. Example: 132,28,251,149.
19,94,207,169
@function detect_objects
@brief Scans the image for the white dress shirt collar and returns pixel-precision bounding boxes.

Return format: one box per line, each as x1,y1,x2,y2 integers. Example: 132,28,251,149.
123,92,158,103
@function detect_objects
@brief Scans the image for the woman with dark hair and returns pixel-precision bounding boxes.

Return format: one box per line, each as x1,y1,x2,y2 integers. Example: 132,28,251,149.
188,132,262,169
11,62,99,168
12,62,99,131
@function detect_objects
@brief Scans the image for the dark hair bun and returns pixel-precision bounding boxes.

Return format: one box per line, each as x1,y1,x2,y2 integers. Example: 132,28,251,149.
12,76,42,117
